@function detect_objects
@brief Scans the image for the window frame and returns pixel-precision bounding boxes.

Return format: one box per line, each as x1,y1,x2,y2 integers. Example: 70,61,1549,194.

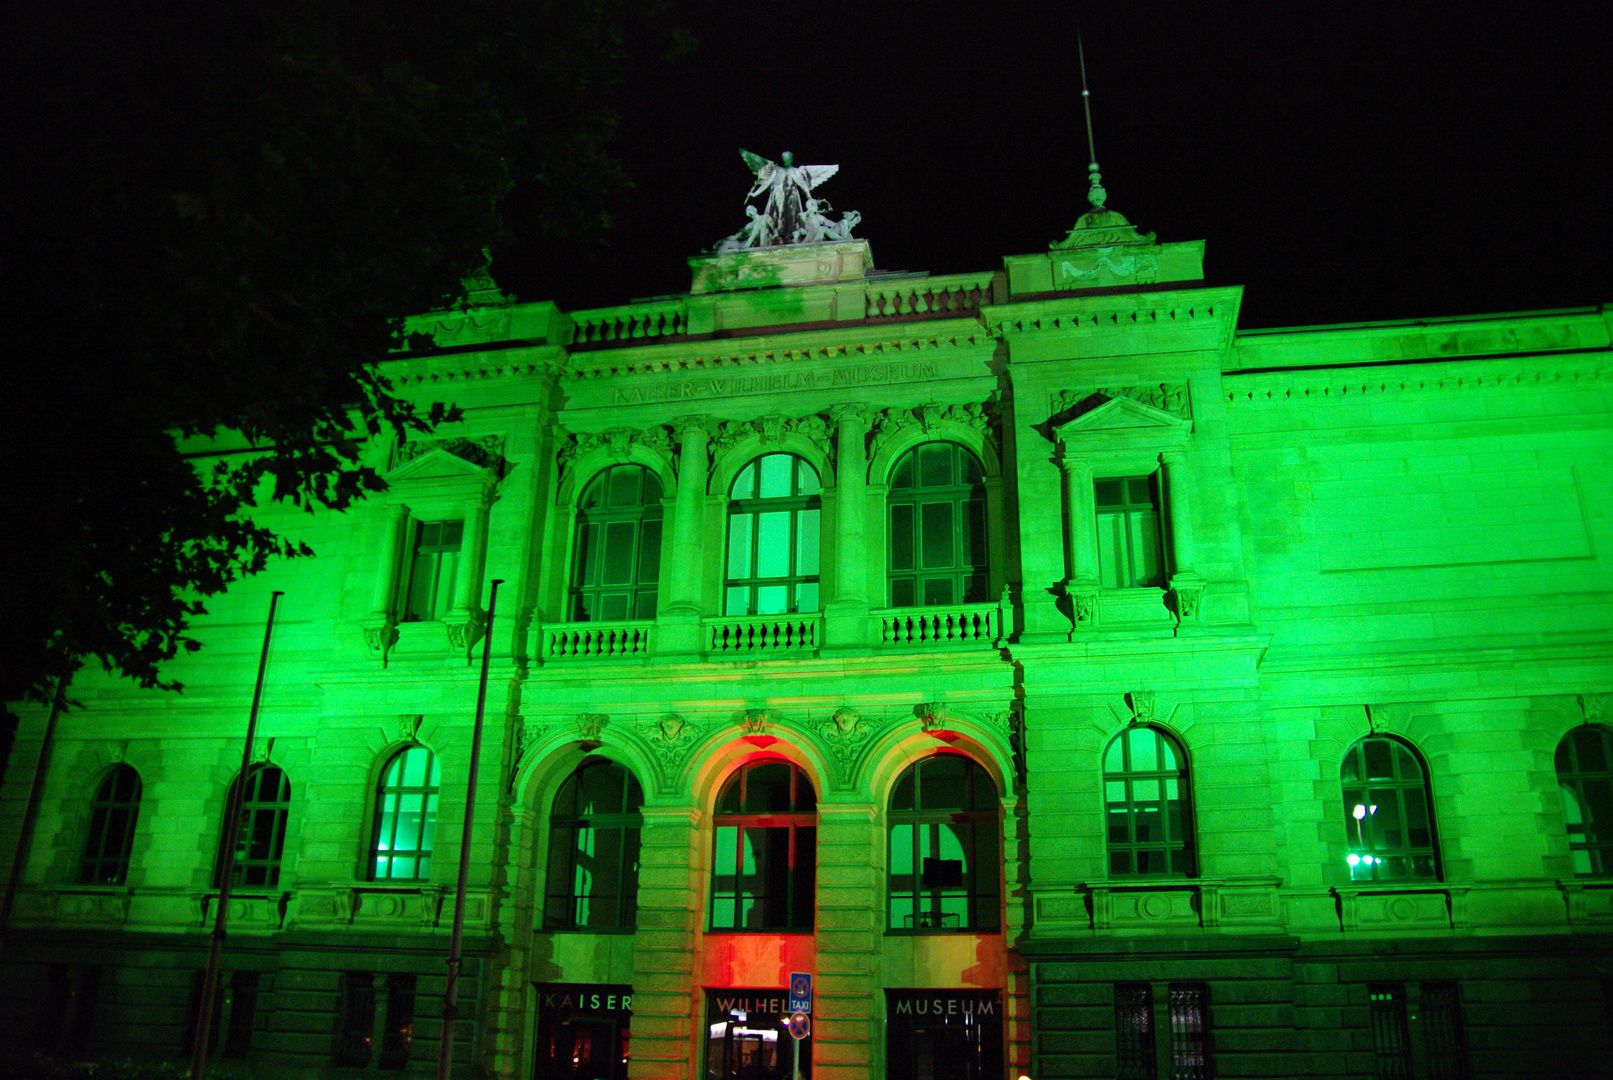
216,763,292,890
886,442,991,609
724,453,822,617
1341,736,1440,883
1094,473,1165,589
79,764,142,886
370,747,441,882
1103,727,1196,878
709,760,818,932
886,753,1002,933
544,760,646,931
1555,724,1613,876
569,464,665,622
400,518,464,623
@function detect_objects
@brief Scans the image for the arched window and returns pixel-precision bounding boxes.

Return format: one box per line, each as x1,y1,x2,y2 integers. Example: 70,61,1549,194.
1341,736,1438,882
216,764,292,889
80,764,142,885
725,454,821,616
571,464,664,621
887,442,989,608
888,754,1000,931
1104,728,1195,876
711,761,816,930
544,760,644,929
371,747,440,881
1556,725,1613,876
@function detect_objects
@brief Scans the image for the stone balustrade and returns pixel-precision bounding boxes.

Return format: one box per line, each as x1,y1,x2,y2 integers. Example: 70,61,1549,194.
704,614,821,656
864,271,995,320
542,620,654,660
569,301,689,347
877,602,1003,648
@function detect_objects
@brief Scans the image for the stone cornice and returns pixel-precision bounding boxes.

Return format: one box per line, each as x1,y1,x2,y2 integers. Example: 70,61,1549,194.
561,322,996,382
1224,355,1611,406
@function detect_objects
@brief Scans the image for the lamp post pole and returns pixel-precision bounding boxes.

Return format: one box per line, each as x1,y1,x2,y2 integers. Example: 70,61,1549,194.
436,578,503,1080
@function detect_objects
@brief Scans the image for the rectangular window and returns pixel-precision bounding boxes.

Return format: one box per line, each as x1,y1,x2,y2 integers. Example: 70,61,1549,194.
184,970,261,1059
1420,982,1470,1080
1368,984,1412,1080
335,972,376,1067
1113,983,1156,1080
378,974,417,1071
402,519,463,622
1095,475,1164,588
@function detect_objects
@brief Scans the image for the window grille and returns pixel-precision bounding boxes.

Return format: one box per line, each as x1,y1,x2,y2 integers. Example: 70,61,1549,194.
1421,982,1470,1080
1114,983,1156,1080
1367,984,1412,1080
334,972,376,1067
1168,984,1210,1080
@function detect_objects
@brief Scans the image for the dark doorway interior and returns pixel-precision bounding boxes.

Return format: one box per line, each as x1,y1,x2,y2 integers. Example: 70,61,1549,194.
885,989,1003,1080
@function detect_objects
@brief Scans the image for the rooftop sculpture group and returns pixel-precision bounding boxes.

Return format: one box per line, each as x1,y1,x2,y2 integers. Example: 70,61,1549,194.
716,150,861,252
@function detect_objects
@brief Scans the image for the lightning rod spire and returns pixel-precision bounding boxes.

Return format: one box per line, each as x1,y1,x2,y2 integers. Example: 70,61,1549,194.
1078,33,1107,210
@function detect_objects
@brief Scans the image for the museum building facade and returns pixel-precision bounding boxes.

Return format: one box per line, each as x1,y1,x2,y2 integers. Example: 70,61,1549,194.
2,191,1612,1080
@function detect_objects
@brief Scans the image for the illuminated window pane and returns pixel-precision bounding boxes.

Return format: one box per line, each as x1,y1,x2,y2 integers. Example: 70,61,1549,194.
886,755,999,932
1555,725,1613,876
1341,737,1439,883
371,748,439,881
544,761,643,930
1103,728,1195,878
725,454,821,616
710,761,817,931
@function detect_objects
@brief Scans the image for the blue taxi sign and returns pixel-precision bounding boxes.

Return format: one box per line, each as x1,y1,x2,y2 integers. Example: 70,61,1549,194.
789,972,813,1014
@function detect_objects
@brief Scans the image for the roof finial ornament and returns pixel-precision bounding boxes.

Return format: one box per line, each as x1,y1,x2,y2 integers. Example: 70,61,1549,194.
1050,34,1155,252
1079,34,1106,211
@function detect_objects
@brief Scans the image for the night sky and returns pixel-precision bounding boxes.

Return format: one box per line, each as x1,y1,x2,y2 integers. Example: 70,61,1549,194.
502,2,1611,330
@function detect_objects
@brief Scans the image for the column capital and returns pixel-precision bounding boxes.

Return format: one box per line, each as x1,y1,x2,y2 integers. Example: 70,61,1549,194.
1059,454,1096,481
1158,448,1188,468
829,402,871,425
669,414,715,440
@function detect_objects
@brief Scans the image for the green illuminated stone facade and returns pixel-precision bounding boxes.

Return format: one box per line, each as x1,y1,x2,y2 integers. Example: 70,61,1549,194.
3,209,1611,1079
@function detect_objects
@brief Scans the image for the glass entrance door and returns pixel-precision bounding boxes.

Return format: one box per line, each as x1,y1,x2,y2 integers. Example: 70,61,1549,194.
533,983,632,1080
705,989,810,1080
885,990,1002,1080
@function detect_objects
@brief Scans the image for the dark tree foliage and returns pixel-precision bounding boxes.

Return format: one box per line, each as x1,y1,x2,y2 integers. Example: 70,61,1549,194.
2,1,677,710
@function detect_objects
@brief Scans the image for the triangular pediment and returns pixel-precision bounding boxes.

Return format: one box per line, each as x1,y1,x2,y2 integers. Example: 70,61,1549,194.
1054,395,1189,439
385,446,495,485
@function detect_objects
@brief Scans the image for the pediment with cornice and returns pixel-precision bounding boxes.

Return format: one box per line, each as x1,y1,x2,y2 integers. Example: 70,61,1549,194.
1052,393,1191,450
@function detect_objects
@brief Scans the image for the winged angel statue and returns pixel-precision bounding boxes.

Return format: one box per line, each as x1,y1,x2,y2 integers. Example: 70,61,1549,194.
716,150,862,251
